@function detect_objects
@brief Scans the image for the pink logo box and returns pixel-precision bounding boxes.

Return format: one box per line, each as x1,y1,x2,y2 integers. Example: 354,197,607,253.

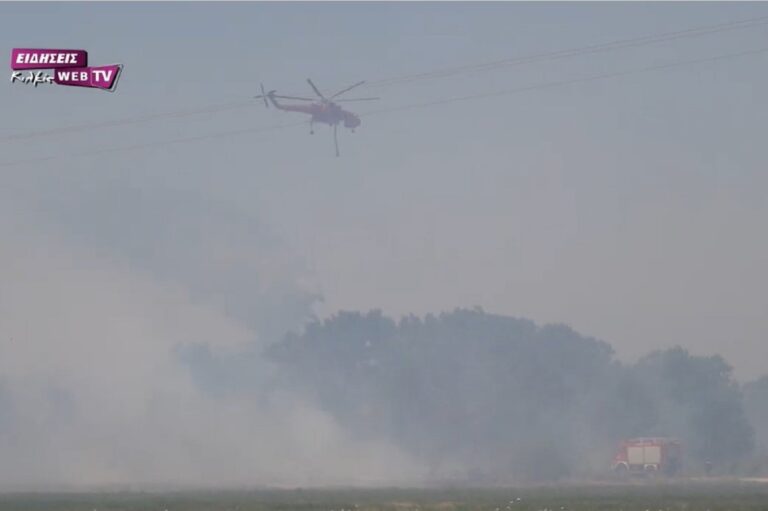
11,49,88,70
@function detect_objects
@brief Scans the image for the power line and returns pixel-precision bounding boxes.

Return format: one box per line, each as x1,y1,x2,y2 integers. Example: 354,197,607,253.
366,14,768,87
2,14,767,144
0,120,307,168
361,46,768,117
3,45,765,168
0,100,254,143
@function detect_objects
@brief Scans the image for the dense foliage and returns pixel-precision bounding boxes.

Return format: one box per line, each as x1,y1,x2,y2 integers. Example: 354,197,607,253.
266,308,756,481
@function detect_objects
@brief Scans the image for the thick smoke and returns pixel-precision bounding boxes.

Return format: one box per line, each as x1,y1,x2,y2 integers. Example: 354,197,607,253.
27,180,321,342
0,188,423,490
0,176,764,488
744,377,768,473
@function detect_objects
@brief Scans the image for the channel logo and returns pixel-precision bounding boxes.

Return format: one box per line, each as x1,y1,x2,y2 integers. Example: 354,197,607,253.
10,48,123,92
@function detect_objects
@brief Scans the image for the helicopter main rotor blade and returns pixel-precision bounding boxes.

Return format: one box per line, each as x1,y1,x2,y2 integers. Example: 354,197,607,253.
335,97,380,102
254,94,315,101
331,80,366,99
272,94,315,101
307,78,326,100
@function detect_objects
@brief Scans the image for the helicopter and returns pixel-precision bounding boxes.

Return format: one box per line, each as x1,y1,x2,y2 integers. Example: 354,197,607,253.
254,78,379,157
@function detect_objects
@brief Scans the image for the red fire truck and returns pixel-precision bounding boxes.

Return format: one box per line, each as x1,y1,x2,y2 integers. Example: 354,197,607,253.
612,437,682,476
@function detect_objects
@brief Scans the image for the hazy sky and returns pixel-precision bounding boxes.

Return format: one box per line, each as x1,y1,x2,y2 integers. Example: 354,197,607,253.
2,1,767,384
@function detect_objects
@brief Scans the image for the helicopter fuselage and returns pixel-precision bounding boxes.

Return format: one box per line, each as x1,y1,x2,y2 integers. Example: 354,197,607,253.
268,95,360,128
